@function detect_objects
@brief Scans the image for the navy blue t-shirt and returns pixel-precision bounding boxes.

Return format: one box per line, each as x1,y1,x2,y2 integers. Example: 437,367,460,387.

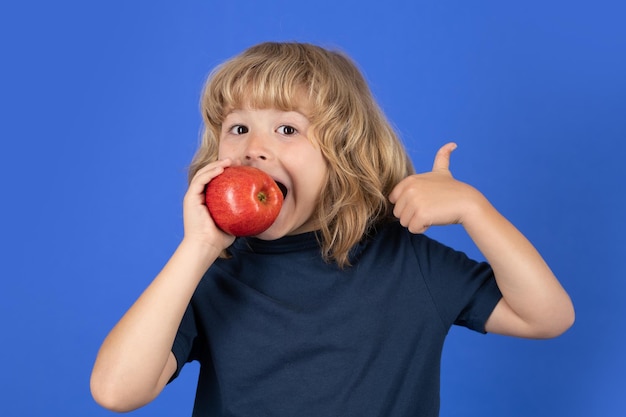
171,220,502,416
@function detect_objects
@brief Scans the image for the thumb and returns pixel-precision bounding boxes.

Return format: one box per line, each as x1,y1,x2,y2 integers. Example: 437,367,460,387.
432,142,457,172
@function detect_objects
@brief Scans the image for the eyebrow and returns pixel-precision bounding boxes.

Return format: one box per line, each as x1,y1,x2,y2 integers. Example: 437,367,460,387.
223,109,311,120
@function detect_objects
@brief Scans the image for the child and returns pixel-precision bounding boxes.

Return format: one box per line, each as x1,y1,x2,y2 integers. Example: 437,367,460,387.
90,42,574,416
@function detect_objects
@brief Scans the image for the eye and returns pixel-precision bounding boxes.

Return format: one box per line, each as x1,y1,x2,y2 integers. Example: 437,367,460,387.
228,124,248,135
277,125,297,135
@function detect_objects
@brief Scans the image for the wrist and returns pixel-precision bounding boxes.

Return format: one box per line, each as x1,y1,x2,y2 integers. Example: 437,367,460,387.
177,237,224,269
459,187,493,228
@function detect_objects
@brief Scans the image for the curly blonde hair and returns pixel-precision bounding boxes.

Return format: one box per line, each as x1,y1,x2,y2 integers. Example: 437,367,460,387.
189,42,414,267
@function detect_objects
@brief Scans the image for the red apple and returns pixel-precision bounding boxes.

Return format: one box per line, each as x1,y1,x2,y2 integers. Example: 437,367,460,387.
205,166,284,236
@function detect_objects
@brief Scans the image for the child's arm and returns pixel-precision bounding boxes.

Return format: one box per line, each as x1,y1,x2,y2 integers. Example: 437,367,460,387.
389,143,575,338
90,159,235,412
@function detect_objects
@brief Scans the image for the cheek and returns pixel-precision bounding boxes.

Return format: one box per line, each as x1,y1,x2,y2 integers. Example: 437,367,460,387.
300,157,328,200
287,157,326,203
217,141,233,159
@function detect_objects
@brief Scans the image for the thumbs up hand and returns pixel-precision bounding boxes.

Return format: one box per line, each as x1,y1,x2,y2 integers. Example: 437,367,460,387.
389,143,485,234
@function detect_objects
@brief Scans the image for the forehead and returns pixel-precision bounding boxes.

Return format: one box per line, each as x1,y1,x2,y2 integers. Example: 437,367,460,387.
223,107,311,122
204,49,324,128
223,86,314,119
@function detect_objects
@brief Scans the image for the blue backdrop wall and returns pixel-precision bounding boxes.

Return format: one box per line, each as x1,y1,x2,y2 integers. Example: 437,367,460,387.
1,1,624,416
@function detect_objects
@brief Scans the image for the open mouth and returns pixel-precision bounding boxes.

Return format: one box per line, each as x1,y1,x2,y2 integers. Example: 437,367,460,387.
275,181,288,199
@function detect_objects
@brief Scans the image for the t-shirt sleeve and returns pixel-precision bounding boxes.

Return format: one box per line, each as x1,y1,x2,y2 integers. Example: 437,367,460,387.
169,302,198,382
411,233,502,333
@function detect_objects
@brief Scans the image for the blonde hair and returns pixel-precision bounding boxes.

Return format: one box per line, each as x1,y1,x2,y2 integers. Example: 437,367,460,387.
189,42,414,267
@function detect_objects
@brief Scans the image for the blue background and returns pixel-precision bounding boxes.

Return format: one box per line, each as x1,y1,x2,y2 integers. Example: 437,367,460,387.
1,1,624,416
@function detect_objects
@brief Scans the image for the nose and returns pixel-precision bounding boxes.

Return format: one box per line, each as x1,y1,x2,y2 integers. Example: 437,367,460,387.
244,132,272,162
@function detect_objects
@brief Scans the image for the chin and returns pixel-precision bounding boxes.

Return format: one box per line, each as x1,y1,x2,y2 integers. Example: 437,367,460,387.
253,224,287,240
252,211,292,240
